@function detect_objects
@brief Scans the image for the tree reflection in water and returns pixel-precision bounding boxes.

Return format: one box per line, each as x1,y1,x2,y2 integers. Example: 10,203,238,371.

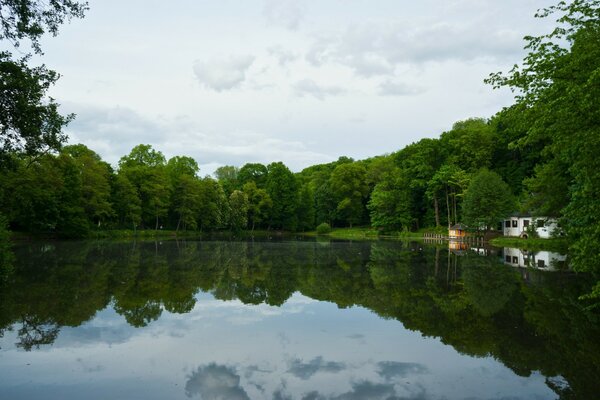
0,239,598,398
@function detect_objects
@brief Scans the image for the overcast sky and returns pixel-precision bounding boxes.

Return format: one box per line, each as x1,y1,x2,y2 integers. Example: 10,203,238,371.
34,0,554,174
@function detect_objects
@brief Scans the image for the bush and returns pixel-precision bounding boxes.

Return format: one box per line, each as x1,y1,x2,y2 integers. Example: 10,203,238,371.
316,222,331,234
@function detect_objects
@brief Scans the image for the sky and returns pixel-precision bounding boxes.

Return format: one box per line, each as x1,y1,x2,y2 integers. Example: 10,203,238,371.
33,0,555,175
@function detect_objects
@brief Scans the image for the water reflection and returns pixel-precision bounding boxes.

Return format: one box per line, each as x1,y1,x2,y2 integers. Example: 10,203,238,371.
0,239,597,399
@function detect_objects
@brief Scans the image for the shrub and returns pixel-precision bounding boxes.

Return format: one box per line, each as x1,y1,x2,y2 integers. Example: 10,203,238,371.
316,222,331,234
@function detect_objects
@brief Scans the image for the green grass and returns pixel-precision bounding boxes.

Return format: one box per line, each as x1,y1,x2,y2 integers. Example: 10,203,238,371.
305,226,426,240
489,236,569,252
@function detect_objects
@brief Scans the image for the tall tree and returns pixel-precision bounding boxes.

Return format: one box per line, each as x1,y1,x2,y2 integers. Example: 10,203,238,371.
119,145,170,230
329,162,369,227
265,162,299,230
238,163,268,188
228,190,249,233
0,0,87,162
486,0,600,286
243,181,272,231
368,168,413,232
61,144,113,228
462,169,515,231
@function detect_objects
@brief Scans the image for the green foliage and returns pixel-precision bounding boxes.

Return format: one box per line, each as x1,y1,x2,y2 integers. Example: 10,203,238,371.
462,169,514,230
368,168,413,231
0,1,86,161
0,0,88,54
112,174,141,230
238,163,268,188
266,162,299,230
296,184,315,231
330,162,369,227
316,222,331,234
228,190,249,232
242,181,272,231
440,118,496,173
119,145,169,230
486,0,600,279
0,53,73,161
214,165,239,195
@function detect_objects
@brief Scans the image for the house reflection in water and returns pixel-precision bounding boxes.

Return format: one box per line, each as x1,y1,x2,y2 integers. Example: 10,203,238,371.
447,242,567,271
501,247,567,270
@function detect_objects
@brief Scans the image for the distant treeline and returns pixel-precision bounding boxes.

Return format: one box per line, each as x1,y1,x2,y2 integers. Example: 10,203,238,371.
0,117,526,237
0,1,598,291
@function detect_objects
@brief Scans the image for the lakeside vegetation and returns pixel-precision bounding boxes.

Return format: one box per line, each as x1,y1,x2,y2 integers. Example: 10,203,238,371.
0,1,599,299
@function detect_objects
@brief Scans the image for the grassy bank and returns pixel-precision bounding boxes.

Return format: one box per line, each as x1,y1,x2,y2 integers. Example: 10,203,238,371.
305,227,427,240
489,236,569,252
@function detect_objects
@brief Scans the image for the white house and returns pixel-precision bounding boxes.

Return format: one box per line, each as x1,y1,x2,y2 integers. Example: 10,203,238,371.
503,215,559,239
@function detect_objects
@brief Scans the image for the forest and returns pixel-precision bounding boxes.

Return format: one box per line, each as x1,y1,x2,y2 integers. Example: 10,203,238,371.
0,1,599,293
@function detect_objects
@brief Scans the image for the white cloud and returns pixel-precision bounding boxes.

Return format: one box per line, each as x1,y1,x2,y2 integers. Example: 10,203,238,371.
268,45,298,66
65,103,333,172
378,80,425,96
193,55,255,91
293,79,345,100
263,0,307,31
306,20,524,77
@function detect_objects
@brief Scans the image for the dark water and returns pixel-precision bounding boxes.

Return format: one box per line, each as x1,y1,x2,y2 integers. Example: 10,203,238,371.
0,239,598,400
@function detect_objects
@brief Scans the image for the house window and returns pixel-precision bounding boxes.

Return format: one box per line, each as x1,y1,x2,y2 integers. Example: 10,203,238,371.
505,221,510,228
523,220,530,227
512,256,518,264
537,219,545,227
512,220,518,228
538,259,546,268
505,255,511,262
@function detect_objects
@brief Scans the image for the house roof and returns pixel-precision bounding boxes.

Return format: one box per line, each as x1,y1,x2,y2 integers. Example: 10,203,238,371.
450,224,467,230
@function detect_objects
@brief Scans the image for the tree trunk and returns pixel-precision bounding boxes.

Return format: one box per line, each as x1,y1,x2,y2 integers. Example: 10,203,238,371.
176,216,181,232
434,195,440,227
452,188,458,225
445,186,451,228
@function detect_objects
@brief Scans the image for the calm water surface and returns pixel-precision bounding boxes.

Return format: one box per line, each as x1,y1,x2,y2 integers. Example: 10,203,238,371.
0,239,598,399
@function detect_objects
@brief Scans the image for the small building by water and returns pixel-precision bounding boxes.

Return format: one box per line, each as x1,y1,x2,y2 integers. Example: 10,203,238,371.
503,214,558,239
448,224,467,239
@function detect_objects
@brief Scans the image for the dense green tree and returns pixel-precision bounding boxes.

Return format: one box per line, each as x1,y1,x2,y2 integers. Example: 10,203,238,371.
440,118,496,173
228,190,249,233
462,169,515,231
166,156,199,181
61,144,113,227
238,163,268,188
171,174,202,231
242,181,272,231
112,174,141,231
296,184,315,231
368,169,413,231
0,54,73,162
2,156,62,232
55,153,89,236
329,162,369,227
395,138,443,228
486,0,600,291
214,165,239,195
427,164,470,227
197,177,227,230
119,145,170,230
266,162,299,230
0,1,87,162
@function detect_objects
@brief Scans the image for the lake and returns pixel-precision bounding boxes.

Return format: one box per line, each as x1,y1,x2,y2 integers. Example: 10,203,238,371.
0,239,598,399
